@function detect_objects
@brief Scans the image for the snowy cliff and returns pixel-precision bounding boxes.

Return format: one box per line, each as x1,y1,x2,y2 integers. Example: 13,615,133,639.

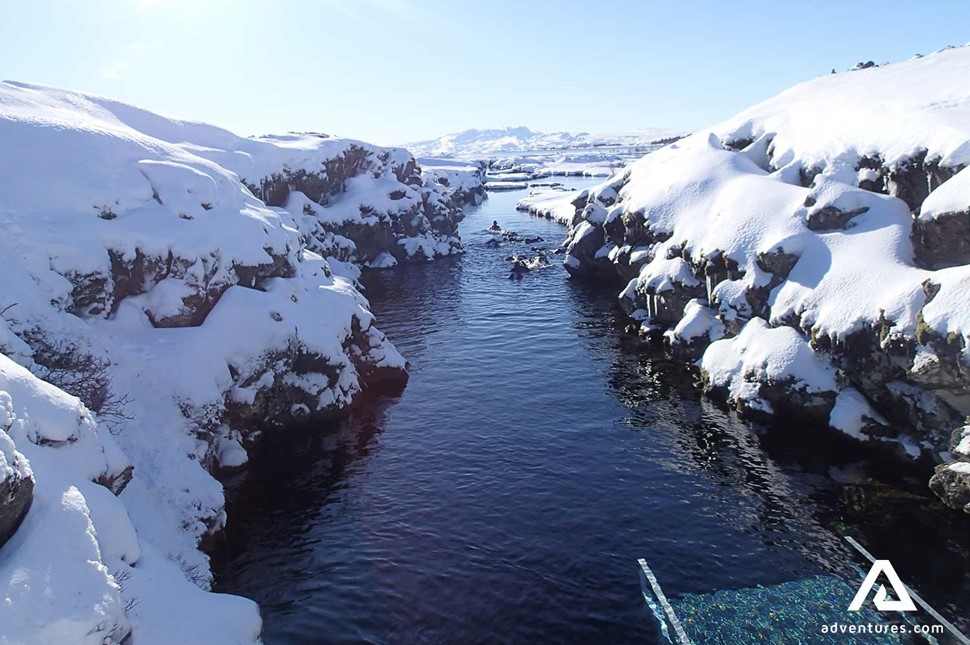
535,46,970,513
0,82,479,642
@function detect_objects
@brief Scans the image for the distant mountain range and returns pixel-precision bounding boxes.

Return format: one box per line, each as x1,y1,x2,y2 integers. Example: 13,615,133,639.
404,126,686,158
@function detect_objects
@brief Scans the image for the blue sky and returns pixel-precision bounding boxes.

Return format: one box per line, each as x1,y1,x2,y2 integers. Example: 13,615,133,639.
3,0,970,145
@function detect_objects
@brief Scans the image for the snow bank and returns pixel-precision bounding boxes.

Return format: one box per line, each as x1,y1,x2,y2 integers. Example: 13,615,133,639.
701,319,838,415
552,46,970,508
665,299,725,350
0,355,261,644
1,82,467,273
517,190,585,225
0,80,469,639
487,151,635,185
919,165,970,221
485,181,529,192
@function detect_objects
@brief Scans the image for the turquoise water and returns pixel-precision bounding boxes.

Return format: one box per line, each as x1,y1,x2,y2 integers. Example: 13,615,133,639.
667,576,901,644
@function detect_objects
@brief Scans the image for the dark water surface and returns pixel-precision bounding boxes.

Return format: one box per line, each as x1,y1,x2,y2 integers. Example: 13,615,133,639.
216,180,970,644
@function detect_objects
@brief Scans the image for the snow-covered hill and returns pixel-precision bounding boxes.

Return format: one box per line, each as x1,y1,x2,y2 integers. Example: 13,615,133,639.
405,126,682,158
0,81,482,642
524,46,970,513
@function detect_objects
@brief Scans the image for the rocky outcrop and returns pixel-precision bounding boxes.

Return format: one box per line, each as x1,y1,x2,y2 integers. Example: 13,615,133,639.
804,204,869,231
534,47,970,511
886,153,960,213
913,211,970,269
0,423,32,548
853,153,970,269
72,247,298,328
243,145,467,265
421,162,487,207
930,424,970,512
930,463,970,513
554,146,966,465
248,144,376,207
0,470,31,548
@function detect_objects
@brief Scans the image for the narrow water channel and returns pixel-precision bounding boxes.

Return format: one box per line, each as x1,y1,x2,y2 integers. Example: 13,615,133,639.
216,179,970,643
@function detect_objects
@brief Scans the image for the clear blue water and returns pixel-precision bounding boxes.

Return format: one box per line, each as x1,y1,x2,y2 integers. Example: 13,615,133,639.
216,180,970,644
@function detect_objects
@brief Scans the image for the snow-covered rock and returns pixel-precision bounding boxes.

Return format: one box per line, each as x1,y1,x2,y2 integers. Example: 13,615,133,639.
700,319,839,420
0,355,132,644
517,189,587,225
549,45,970,510
664,298,725,355
0,393,33,550
931,423,970,513
0,80,475,638
485,181,530,192
0,355,262,644
417,158,487,206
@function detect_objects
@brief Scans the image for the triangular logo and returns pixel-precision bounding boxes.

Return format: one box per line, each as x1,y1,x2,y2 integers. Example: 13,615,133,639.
848,560,917,612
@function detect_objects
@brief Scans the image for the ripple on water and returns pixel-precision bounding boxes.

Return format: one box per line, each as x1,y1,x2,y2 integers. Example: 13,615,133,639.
216,180,970,644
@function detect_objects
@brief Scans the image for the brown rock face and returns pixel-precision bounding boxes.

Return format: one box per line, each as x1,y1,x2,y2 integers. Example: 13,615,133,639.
97,464,133,496
563,225,608,279
886,152,960,212
929,462,970,513
853,152,970,270
805,205,869,231
0,471,33,549
912,210,970,269
253,146,371,208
